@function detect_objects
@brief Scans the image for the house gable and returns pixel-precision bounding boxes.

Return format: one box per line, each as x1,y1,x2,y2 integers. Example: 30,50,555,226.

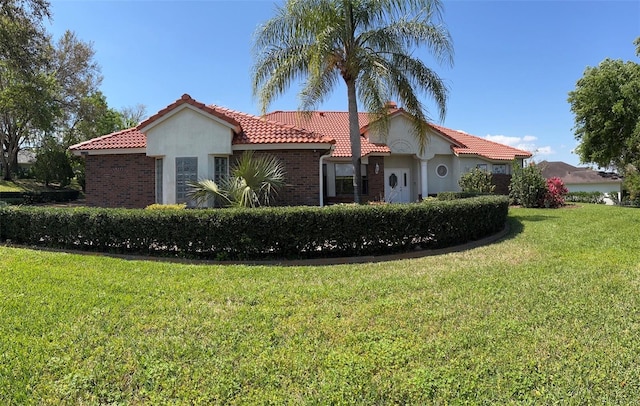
144,105,235,157
366,114,456,159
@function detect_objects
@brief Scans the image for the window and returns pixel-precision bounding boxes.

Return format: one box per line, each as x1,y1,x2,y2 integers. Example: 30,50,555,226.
155,158,163,204
492,164,507,174
176,157,197,203
436,164,448,178
335,163,368,195
476,163,488,171
214,156,228,183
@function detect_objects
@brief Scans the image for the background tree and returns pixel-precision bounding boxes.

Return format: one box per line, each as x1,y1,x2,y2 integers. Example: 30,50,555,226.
253,0,453,203
120,103,147,128
0,1,57,180
32,135,73,187
568,40,640,172
0,0,51,76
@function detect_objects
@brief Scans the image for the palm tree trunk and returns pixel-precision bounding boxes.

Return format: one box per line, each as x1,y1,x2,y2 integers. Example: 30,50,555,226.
346,79,362,204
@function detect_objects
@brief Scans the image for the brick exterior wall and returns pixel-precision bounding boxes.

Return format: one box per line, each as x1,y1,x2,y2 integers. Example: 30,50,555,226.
231,149,326,206
85,153,156,208
492,173,512,195
365,156,385,202
324,156,385,204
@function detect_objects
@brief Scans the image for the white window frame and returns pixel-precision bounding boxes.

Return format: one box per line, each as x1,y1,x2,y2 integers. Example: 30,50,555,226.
176,157,198,204
436,164,448,178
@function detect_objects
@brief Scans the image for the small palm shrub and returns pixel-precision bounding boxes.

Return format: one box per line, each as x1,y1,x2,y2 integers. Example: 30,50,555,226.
189,151,285,208
459,168,495,194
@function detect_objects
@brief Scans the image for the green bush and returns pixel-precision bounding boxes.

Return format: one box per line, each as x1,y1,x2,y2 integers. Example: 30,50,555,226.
459,168,495,194
509,164,547,207
0,196,509,260
566,191,605,204
0,190,80,204
435,191,483,201
145,203,187,210
32,135,74,187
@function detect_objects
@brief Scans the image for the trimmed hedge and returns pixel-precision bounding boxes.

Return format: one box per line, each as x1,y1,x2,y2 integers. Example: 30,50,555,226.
565,191,605,204
436,191,486,200
0,196,508,260
0,190,80,204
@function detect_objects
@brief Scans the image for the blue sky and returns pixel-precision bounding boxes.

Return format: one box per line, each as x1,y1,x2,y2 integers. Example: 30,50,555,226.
48,0,639,166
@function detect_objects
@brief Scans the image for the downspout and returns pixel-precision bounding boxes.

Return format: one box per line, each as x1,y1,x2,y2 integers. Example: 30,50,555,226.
319,146,335,207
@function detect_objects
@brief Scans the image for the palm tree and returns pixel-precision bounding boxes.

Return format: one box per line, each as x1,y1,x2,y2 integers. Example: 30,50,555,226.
253,0,453,203
189,151,286,208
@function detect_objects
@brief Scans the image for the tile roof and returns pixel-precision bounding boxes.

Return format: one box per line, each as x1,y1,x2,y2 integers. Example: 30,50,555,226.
267,110,532,161
211,106,333,145
263,111,391,157
138,94,241,132
69,127,146,151
430,124,532,160
70,94,333,152
70,94,532,162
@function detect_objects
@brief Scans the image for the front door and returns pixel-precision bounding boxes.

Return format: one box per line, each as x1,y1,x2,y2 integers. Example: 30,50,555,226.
384,168,411,203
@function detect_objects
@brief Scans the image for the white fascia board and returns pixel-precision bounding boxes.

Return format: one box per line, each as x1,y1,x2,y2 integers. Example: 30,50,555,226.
72,148,147,156
232,143,333,151
139,104,238,133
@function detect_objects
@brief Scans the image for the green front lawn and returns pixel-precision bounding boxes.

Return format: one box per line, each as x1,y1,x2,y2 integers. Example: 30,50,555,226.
0,178,82,193
1,204,639,404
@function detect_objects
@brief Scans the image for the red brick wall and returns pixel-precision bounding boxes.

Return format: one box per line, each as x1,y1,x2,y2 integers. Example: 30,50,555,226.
365,156,385,203
492,174,512,195
85,153,156,208
231,149,325,206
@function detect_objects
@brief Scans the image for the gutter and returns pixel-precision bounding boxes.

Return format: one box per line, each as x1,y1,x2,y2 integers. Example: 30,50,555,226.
319,146,335,207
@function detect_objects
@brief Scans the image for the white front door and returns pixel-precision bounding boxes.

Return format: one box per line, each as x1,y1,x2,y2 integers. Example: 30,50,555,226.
384,168,411,203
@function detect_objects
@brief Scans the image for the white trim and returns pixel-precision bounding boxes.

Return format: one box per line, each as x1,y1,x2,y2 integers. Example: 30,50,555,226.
138,104,239,133
436,163,448,178
233,143,333,151
71,148,147,156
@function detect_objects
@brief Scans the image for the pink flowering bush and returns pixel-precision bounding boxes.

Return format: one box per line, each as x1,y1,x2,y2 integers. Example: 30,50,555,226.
543,177,568,208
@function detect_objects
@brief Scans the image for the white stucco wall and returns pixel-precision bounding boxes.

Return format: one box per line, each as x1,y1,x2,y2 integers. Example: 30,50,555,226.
566,183,622,194
144,106,235,204
428,155,456,194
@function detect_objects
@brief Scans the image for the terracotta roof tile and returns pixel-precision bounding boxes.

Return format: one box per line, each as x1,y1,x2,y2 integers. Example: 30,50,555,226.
430,124,532,161
71,95,333,152
138,94,241,132
70,94,532,162
266,111,532,161
69,127,146,151
263,111,390,157
211,106,333,145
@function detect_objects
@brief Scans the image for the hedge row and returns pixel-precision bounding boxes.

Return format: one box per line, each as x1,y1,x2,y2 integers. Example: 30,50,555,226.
565,191,605,204
0,190,80,204
0,196,509,260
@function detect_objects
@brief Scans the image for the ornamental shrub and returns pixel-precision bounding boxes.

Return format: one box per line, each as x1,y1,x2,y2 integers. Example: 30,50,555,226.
509,163,547,207
566,191,605,204
459,168,495,194
0,196,508,260
543,177,568,208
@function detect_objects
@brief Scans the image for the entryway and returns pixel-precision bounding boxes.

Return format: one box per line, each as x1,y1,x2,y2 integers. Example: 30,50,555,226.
384,168,410,203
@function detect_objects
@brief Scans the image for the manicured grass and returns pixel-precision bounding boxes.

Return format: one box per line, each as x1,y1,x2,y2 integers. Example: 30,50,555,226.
1,204,639,404
0,179,82,193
